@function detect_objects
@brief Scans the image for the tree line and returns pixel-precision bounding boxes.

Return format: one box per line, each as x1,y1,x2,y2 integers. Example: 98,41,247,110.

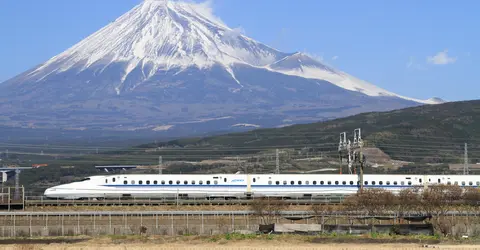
250,185,480,236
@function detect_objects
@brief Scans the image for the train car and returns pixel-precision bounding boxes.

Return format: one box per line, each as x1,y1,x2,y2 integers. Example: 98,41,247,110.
43,174,480,200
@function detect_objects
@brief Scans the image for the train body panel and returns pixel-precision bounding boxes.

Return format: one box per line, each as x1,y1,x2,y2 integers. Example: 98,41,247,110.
43,174,480,200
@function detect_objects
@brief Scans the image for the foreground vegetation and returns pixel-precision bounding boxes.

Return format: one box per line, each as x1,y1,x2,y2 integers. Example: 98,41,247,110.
250,185,480,237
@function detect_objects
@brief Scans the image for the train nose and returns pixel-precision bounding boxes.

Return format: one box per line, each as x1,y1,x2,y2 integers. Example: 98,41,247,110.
44,188,56,197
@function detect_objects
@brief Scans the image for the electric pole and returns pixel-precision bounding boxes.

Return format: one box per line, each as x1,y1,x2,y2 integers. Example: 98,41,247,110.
338,128,365,192
276,149,280,174
158,156,163,174
464,143,469,175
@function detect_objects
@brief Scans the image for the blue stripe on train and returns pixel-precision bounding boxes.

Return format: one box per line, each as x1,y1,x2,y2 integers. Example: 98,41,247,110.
103,184,479,188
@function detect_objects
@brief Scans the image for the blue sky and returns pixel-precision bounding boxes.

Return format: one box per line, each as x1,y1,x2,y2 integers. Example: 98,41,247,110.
0,0,478,101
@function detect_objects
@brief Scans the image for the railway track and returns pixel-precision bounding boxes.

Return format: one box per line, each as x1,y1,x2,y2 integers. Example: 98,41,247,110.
23,196,345,207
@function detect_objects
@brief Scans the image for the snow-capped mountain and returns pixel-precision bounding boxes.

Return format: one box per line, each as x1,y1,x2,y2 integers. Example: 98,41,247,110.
267,52,441,104
0,0,441,134
14,0,288,95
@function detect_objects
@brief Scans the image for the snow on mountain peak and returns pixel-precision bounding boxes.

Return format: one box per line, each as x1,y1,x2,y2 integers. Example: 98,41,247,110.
17,0,438,104
267,53,437,104
26,0,287,87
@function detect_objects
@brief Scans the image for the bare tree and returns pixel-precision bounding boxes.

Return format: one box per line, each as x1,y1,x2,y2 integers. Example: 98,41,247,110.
344,189,395,215
250,197,288,225
463,187,480,206
394,187,421,217
311,204,336,225
421,184,463,236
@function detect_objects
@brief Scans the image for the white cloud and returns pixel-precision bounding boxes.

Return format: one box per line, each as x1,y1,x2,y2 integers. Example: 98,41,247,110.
427,50,457,65
304,51,323,62
406,56,427,70
332,56,339,60
406,56,414,68
223,27,245,39
181,0,228,28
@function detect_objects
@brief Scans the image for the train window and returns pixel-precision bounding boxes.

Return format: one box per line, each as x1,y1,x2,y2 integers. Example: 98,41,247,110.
328,181,331,185
477,181,480,186
320,181,324,185
268,181,272,185
372,181,375,185
184,180,188,185
139,181,143,185
469,181,473,186
131,180,135,185
401,181,404,185
313,181,317,185
335,181,339,185
357,181,360,185
224,178,227,182
364,181,368,185
393,181,397,185
176,180,180,185
214,180,218,185
192,180,196,185
462,181,465,186
291,181,295,185
298,181,302,185
350,181,354,185
386,181,390,185
438,179,441,183
276,181,280,185
454,181,458,186
124,180,127,185
154,181,158,185
379,181,383,185
112,178,116,182
146,180,150,185
447,181,451,185
105,179,108,184
419,179,422,183
169,180,173,185
253,178,256,183
161,180,165,185
207,181,211,185
342,181,346,185
199,181,203,185
408,181,412,185
283,181,287,185
306,181,309,185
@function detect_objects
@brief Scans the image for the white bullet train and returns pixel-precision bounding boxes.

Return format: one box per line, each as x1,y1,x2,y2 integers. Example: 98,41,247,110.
43,174,480,200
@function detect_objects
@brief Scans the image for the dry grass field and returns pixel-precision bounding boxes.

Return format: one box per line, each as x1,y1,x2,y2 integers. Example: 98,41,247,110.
1,242,480,250
0,235,479,250
1,243,479,250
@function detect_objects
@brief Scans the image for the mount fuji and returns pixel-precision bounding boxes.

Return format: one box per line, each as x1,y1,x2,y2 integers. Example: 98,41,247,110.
0,0,443,135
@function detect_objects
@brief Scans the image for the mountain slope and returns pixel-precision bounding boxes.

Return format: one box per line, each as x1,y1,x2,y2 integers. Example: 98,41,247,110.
0,0,441,134
140,99,480,163
267,53,442,104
